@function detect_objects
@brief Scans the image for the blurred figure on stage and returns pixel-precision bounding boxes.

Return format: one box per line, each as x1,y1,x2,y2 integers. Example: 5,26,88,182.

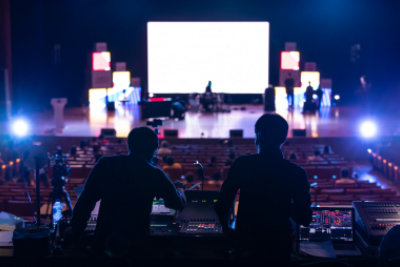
264,84,275,111
205,80,212,94
171,97,186,120
303,81,317,113
215,114,312,265
285,73,295,108
201,81,215,112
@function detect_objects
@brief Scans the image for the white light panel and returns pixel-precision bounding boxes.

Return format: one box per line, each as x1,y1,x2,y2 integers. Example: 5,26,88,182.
147,22,269,94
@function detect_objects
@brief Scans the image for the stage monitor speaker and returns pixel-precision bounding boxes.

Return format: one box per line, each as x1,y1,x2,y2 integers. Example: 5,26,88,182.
230,129,243,138
164,129,178,138
101,128,116,137
292,129,306,137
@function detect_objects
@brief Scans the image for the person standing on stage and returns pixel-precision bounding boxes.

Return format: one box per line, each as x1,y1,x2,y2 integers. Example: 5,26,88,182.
284,73,295,108
202,81,215,112
215,114,312,264
205,80,212,94
71,127,185,257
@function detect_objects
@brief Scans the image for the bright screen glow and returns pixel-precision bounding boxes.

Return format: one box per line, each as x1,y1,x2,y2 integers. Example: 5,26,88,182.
92,52,111,71
301,71,320,91
281,51,300,70
113,71,131,89
147,22,269,94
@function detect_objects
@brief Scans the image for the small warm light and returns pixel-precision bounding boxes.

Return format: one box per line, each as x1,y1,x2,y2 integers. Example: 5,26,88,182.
9,161,13,166
378,156,382,160
16,158,20,163
1,165,6,170
367,149,372,154
383,160,387,164
373,153,376,157
388,163,392,167
395,166,399,171
334,94,340,100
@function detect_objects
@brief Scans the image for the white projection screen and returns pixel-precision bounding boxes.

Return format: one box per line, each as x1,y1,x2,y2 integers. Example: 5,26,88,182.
147,22,269,94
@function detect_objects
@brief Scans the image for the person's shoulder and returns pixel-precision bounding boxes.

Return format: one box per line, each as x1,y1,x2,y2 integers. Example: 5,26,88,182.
97,154,127,163
283,159,307,174
233,154,258,164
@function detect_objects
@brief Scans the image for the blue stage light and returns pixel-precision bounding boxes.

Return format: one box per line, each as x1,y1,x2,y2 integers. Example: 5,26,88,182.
11,118,30,137
359,120,377,138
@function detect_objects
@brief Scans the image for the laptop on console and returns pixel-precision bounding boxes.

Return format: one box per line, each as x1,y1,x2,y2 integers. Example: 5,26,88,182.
299,206,361,257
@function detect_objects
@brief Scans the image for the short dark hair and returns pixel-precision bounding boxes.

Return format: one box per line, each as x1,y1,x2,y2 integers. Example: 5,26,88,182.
127,127,159,156
255,114,288,147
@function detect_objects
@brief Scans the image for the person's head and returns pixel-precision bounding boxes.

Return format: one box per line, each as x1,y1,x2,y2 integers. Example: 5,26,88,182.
255,114,288,151
185,172,195,183
160,141,169,148
208,81,212,86
210,156,217,163
166,157,175,166
341,168,350,178
212,172,222,181
127,127,159,161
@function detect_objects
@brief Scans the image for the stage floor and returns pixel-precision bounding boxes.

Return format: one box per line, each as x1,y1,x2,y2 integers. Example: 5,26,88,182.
3,104,400,138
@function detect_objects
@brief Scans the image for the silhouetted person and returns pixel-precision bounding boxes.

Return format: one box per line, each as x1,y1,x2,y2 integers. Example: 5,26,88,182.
305,81,314,103
284,73,295,108
202,81,215,112
303,81,316,113
207,156,217,167
379,225,400,267
161,156,182,171
264,84,275,111
71,127,185,257
205,80,212,93
171,97,185,120
215,114,312,265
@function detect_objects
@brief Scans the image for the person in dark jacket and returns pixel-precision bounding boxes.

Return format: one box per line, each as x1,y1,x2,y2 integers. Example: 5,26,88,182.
215,114,312,265
71,127,185,257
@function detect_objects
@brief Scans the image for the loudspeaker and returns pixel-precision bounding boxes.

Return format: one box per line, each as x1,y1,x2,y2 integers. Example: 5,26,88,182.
230,129,243,138
164,129,178,138
101,128,116,137
292,129,306,137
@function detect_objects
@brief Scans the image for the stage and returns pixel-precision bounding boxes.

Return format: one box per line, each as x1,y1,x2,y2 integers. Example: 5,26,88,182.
3,104,400,139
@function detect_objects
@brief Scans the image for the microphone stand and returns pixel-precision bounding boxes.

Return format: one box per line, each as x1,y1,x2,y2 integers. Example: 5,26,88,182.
35,156,41,225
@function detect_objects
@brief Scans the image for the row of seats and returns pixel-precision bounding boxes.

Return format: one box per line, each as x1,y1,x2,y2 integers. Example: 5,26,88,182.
0,137,397,218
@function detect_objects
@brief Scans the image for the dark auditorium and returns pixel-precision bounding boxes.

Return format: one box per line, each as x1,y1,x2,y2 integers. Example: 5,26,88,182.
1,1,400,266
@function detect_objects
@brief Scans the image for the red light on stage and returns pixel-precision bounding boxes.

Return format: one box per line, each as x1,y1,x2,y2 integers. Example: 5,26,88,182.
92,52,111,71
281,51,300,70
